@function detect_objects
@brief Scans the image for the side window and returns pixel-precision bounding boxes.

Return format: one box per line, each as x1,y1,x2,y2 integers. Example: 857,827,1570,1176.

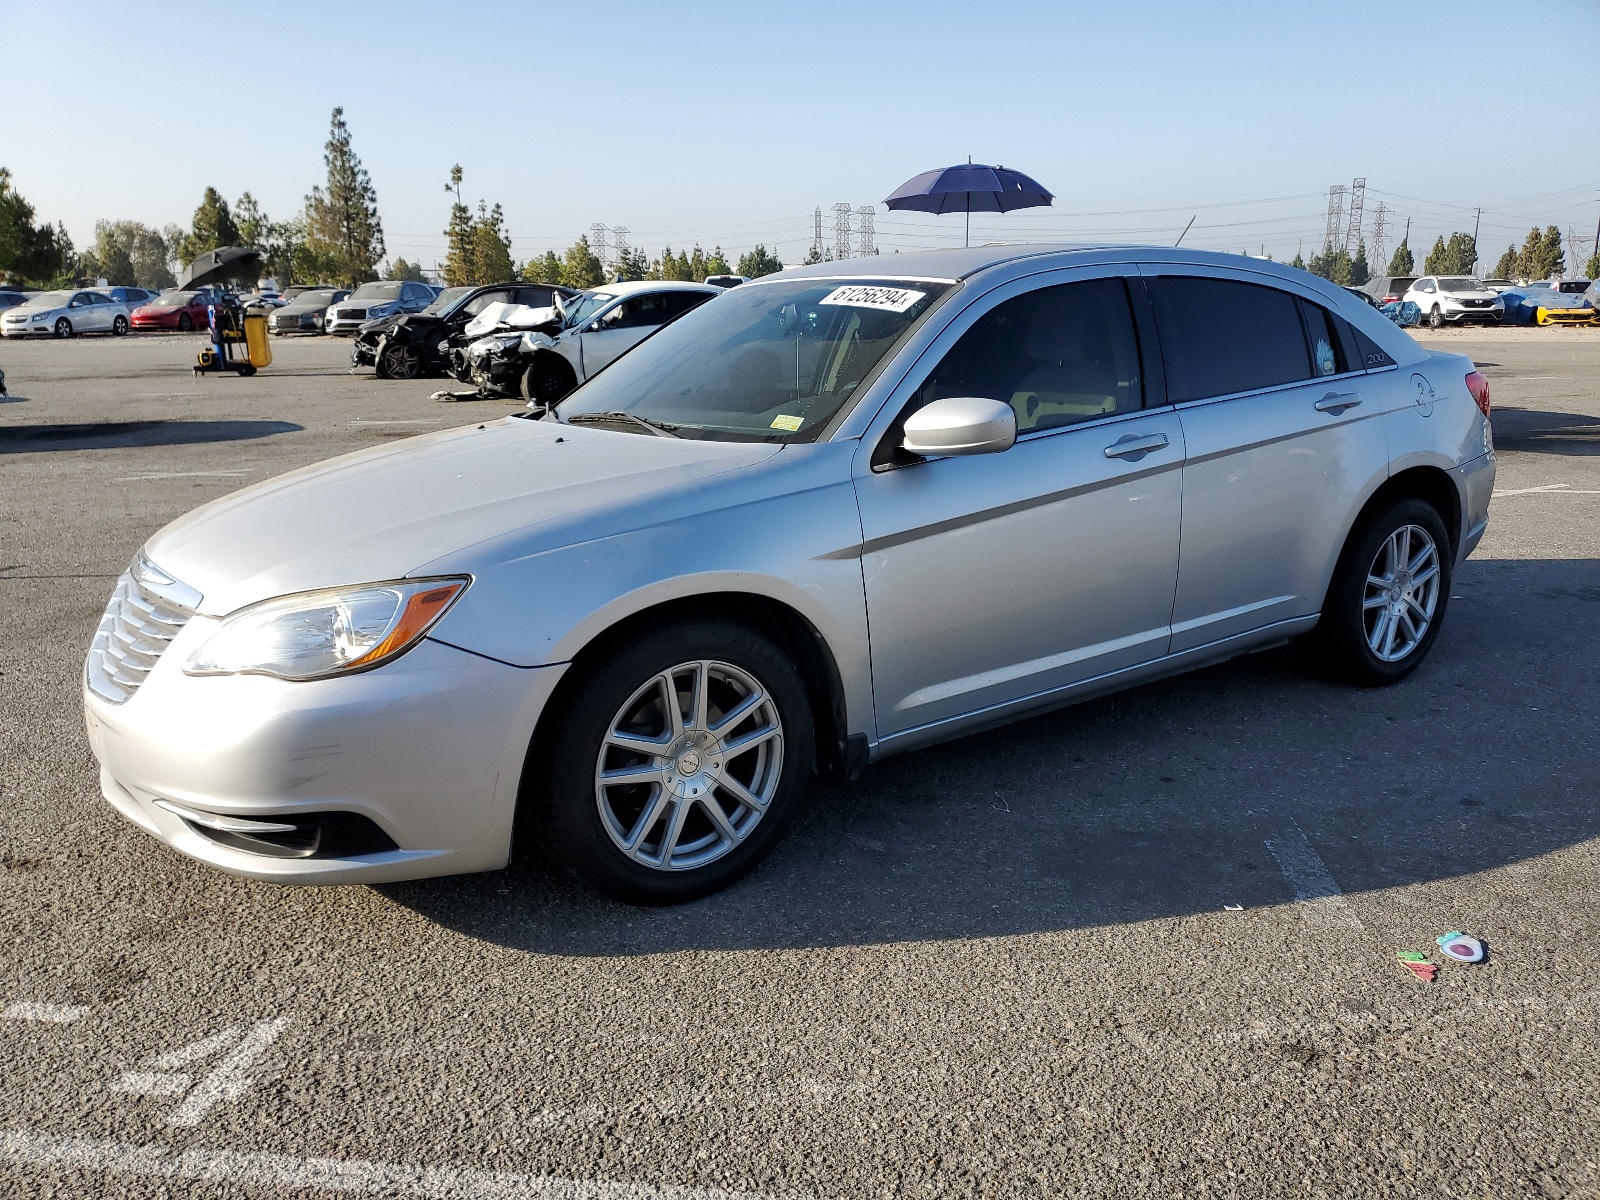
911,277,1143,435
1418,279,1436,293
602,293,674,330
663,291,713,319
513,286,554,308
460,290,508,317
1148,276,1311,402
1297,299,1348,377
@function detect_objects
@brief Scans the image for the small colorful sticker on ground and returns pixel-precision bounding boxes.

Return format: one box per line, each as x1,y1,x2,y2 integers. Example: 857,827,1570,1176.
770,414,804,431
817,285,927,313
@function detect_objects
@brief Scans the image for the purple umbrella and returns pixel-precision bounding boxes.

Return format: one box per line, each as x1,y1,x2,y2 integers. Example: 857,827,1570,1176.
883,160,1054,246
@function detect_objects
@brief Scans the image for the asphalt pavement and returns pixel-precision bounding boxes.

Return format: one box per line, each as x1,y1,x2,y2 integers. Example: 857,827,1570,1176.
1,327,1597,1198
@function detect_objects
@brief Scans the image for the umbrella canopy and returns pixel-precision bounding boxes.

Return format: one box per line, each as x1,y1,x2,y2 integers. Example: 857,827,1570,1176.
179,246,262,291
883,163,1053,245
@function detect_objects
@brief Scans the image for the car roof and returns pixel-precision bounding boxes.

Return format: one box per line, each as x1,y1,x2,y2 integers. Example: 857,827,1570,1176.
590,280,720,296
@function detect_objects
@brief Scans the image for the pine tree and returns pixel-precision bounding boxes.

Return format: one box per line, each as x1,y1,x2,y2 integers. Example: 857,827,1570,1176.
1492,246,1519,280
303,107,385,286
1289,251,1305,270
441,165,475,286
1587,249,1600,280
737,244,784,278
1539,225,1564,278
802,246,823,266
1348,242,1370,287
705,246,732,277
1387,239,1414,275
469,202,514,283
558,236,606,289
178,187,240,265
521,250,563,286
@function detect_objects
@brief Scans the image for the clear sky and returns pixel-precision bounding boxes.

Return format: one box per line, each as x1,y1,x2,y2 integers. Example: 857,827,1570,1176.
5,1,1598,273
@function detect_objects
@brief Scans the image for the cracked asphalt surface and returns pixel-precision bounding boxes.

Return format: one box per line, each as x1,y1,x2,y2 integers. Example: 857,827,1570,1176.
1,327,1597,1198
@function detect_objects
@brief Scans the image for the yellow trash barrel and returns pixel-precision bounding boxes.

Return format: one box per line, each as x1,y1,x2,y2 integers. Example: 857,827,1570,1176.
243,313,272,368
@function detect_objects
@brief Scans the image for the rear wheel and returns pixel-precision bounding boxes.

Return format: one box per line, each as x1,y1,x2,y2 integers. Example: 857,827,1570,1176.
178,313,193,332
54,317,72,339
530,620,814,904
521,357,577,408
378,338,421,380
112,314,129,336
1300,498,1452,686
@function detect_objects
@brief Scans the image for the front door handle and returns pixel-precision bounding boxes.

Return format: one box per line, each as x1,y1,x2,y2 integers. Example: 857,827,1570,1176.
1104,432,1170,459
1314,391,1363,413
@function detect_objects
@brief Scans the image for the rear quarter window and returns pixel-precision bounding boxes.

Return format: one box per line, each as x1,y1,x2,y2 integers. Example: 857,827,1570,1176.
1147,276,1312,401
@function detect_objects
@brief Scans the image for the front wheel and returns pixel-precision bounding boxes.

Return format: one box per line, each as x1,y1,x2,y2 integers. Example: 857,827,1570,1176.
112,315,129,336
530,620,815,904
378,338,421,380
1428,305,1444,329
54,317,72,339
1300,498,1452,686
521,357,576,407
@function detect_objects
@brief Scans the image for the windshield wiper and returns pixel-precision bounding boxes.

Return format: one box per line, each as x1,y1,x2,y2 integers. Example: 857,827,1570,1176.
562,411,680,438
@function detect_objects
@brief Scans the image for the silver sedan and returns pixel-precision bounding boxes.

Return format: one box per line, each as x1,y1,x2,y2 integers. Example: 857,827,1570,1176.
83,246,1496,902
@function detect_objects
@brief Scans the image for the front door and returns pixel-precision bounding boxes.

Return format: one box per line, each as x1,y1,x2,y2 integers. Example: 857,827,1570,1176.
853,272,1185,743
1142,269,1394,651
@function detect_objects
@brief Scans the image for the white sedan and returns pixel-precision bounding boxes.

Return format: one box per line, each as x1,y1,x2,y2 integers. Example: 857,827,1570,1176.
0,289,132,339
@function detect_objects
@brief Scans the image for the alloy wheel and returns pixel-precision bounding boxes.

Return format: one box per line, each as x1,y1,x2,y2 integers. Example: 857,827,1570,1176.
594,659,784,871
382,344,420,379
54,318,71,338
1362,524,1441,662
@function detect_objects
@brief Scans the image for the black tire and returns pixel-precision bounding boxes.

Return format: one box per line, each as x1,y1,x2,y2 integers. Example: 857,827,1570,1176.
237,363,256,377
378,338,422,380
521,357,577,407
1300,498,1453,686
178,313,193,332
112,314,129,336
1428,305,1444,329
54,317,72,339
529,620,815,904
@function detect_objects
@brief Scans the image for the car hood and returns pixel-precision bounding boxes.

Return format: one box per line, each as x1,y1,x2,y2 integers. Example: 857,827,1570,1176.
143,417,784,616
1439,290,1499,301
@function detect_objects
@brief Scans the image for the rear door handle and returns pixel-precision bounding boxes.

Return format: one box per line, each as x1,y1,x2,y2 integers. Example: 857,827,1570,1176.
1314,391,1363,413
1103,432,1170,459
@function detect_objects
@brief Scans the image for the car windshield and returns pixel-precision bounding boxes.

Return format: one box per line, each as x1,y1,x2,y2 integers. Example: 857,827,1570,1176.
425,286,474,315
562,292,617,329
349,282,403,301
152,291,196,307
557,277,953,442
293,291,338,305
1557,281,1591,293
28,291,73,308
1439,277,1488,292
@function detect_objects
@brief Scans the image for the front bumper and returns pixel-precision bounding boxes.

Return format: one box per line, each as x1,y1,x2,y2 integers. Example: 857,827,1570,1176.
84,630,566,884
325,318,366,336
2,322,51,337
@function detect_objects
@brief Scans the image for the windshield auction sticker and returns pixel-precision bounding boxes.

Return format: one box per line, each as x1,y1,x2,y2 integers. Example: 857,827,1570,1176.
817,285,927,313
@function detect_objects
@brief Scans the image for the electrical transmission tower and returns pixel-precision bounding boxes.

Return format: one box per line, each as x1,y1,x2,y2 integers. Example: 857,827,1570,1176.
589,223,611,269
1323,185,1346,252
812,207,824,260
1343,178,1366,254
856,206,876,257
1567,227,1593,278
833,203,853,260
611,226,630,277
1369,202,1389,271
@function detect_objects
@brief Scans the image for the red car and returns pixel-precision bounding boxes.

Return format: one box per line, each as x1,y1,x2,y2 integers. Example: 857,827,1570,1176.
130,290,213,333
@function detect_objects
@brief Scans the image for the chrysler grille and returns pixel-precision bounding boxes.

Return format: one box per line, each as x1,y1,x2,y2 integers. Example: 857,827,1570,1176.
86,556,202,703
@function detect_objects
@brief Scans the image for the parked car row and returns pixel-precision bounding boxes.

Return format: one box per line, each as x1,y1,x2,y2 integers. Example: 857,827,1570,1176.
348,279,723,406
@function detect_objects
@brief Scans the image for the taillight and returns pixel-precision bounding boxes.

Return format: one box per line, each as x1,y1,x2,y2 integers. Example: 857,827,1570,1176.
1465,370,1490,418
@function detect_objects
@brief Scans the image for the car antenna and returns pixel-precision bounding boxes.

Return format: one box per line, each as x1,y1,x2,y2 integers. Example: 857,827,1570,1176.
1175,215,1196,247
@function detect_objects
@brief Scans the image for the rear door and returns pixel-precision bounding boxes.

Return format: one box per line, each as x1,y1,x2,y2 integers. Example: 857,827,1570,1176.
1143,268,1393,652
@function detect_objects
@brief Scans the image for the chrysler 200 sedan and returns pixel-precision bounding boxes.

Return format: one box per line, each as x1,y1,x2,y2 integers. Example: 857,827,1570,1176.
84,246,1495,904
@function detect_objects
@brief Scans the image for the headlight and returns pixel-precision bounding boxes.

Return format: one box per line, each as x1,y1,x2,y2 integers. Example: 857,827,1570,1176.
369,303,394,317
31,313,46,322
184,577,469,680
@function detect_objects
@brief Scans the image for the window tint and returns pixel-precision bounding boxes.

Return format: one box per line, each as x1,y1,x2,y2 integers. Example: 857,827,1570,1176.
912,278,1142,435
1348,323,1395,369
461,290,510,317
600,292,680,330
662,291,713,320
1298,299,1348,377
512,286,556,308
1148,276,1311,401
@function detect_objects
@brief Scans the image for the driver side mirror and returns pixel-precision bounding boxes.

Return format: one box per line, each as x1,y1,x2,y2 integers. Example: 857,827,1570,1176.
901,396,1017,457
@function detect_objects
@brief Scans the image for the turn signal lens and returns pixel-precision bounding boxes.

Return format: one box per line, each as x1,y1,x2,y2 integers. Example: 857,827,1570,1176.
1465,371,1491,418
185,578,469,681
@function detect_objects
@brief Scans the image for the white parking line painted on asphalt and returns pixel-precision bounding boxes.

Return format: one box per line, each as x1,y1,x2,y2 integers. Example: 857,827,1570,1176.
117,471,252,480
0,1129,772,1199
2,1002,88,1023
112,1018,292,1127
1493,484,1600,497
1264,829,1364,930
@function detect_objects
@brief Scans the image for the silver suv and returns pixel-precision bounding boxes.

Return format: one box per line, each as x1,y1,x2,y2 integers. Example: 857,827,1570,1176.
84,246,1495,903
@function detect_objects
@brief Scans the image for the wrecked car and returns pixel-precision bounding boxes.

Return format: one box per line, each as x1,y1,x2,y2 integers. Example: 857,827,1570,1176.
462,281,721,407
351,283,573,379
